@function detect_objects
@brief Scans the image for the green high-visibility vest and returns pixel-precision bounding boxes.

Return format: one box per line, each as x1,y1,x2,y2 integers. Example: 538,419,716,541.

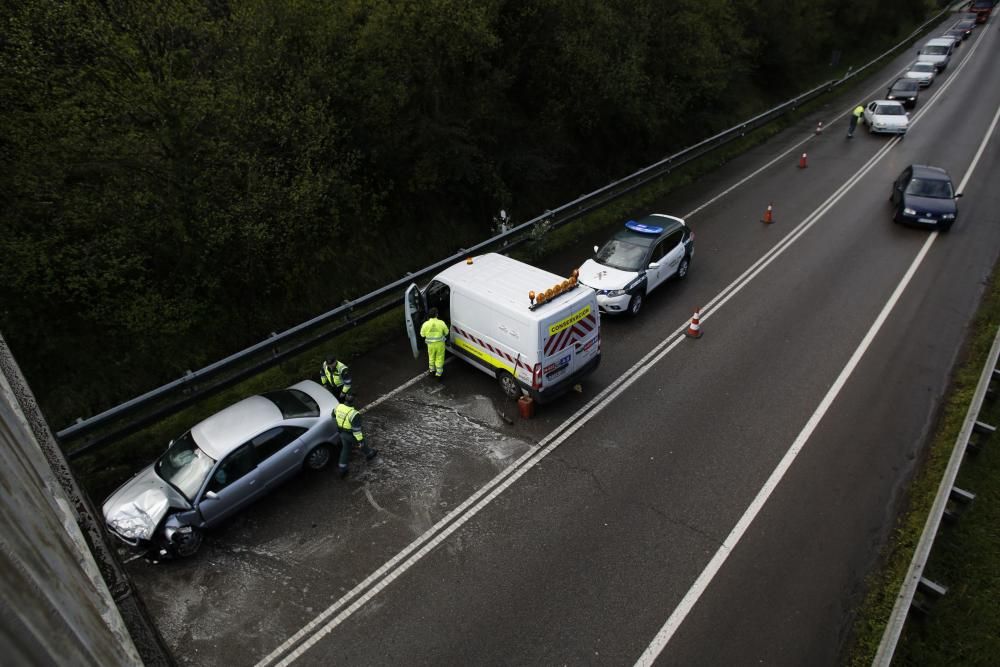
322,360,350,391
334,403,364,442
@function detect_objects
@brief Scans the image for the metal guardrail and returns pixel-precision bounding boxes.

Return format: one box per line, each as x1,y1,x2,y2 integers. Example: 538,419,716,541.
872,325,1000,665
58,7,953,458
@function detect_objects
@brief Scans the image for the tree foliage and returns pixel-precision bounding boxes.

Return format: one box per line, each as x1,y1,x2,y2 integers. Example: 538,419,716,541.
0,0,936,423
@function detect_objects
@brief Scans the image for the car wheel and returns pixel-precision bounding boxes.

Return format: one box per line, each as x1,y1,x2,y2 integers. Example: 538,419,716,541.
172,527,203,558
892,206,902,224
627,292,644,317
676,255,691,280
498,371,521,399
938,221,952,233
305,443,332,471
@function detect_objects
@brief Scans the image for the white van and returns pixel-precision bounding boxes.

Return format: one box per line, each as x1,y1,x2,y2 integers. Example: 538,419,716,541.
404,253,601,402
917,37,953,71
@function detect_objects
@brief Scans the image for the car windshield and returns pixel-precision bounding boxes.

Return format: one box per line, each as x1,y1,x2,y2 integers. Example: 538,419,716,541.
924,45,948,55
911,63,934,72
261,388,319,419
906,177,954,199
876,105,906,116
892,81,917,91
595,238,649,272
155,432,216,501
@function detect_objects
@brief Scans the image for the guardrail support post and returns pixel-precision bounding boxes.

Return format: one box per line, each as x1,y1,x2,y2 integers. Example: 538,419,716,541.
944,486,976,522
912,577,949,616
969,420,995,454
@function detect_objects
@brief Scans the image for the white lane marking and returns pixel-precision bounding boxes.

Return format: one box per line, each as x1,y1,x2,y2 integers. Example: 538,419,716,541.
956,101,1000,195
634,232,938,666
683,63,909,220
635,98,1000,667
258,119,901,667
260,28,990,667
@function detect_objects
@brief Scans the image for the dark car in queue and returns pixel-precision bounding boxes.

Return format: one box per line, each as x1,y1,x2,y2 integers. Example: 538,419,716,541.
886,77,920,109
954,18,975,38
102,380,339,558
891,165,962,232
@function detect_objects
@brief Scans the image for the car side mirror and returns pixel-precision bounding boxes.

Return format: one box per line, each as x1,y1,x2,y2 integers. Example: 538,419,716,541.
593,245,599,253
955,193,963,199
649,262,660,269
205,490,219,500
905,112,910,118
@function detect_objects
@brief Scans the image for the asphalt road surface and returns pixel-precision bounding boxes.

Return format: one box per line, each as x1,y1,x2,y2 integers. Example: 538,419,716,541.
118,13,1000,667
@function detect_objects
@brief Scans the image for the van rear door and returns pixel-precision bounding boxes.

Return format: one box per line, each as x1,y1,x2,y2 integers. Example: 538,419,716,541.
404,284,426,359
539,295,599,391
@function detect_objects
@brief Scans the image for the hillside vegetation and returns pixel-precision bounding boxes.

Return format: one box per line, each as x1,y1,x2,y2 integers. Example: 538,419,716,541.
0,0,937,425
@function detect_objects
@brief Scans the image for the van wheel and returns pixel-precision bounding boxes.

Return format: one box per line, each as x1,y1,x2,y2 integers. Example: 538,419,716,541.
304,444,332,471
498,372,521,399
627,293,643,317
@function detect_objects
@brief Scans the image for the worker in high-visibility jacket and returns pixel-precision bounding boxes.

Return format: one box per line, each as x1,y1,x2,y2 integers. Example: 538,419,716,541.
420,307,449,378
320,356,352,401
847,104,864,138
334,393,378,478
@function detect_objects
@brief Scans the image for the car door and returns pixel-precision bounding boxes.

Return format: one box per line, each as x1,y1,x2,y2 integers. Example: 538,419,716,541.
654,229,686,289
404,283,427,359
893,167,912,207
865,102,877,125
196,442,265,526
252,425,309,487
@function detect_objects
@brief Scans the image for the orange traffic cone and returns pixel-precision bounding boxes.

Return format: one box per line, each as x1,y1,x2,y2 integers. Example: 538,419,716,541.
685,308,703,339
798,153,808,169
761,203,774,224
815,121,823,135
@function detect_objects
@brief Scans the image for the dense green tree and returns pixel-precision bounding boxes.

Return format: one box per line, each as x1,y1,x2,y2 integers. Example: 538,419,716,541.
0,0,937,425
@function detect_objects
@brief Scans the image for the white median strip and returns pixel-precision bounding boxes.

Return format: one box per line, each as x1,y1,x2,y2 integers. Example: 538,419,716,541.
257,118,901,667
635,232,938,666
259,31,990,667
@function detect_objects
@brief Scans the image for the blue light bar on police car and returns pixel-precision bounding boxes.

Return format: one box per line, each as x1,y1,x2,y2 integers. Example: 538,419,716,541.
625,220,664,234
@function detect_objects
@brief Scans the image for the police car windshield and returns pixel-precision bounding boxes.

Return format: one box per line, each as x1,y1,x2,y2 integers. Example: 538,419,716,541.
595,233,653,272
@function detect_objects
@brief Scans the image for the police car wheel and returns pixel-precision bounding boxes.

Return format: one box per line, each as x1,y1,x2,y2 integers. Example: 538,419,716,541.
305,444,332,470
627,293,643,317
498,372,521,399
676,256,690,280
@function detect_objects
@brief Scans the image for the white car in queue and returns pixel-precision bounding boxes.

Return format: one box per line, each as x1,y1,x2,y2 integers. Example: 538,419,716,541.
578,215,694,317
862,100,909,136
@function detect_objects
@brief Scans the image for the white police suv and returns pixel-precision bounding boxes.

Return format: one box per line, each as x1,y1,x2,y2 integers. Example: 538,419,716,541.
578,214,694,317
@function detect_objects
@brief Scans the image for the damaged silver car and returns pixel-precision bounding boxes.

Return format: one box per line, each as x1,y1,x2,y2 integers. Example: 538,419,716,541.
102,380,339,558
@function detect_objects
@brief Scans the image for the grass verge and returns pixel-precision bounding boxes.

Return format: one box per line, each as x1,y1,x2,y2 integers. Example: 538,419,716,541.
847,265,1000,665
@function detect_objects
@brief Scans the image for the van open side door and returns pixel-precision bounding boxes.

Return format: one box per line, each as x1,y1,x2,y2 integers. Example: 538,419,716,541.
404,283,426,359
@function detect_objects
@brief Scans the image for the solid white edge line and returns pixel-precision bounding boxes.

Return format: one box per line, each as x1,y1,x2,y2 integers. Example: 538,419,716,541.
636,40,1000,667
259,25,984,667
259,133,896,665
634,232,938,667
873,98,1000,667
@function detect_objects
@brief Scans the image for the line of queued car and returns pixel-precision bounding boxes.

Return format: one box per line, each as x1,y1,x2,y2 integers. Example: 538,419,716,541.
872,17,978,232
863,16,977,138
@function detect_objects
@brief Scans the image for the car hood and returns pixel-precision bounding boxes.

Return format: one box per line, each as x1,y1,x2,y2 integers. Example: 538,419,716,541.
578,259,638,291
904,194,957,216
102,466,190,541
